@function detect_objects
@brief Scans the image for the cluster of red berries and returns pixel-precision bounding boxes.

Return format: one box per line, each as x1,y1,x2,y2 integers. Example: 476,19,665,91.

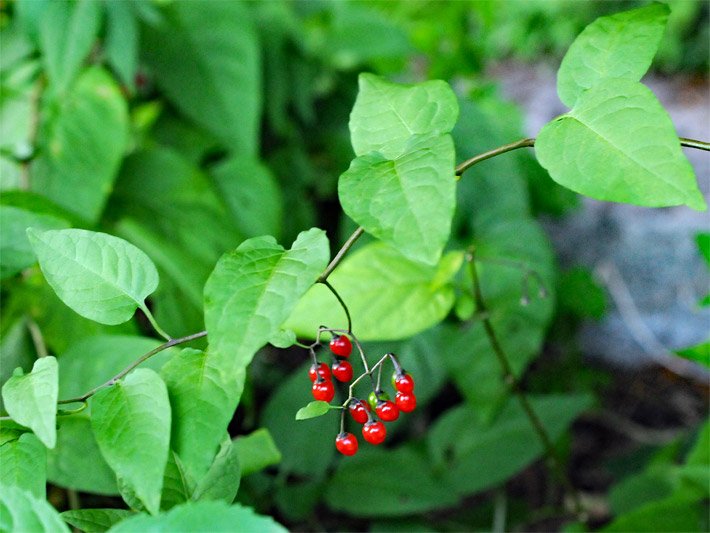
335,368,417,457
309,335,354,402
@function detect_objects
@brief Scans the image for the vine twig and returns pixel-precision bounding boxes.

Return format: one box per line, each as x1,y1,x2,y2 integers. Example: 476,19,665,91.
318,226,364,282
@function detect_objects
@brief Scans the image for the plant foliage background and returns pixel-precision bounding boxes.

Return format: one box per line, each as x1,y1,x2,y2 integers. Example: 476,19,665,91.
0,0,708,532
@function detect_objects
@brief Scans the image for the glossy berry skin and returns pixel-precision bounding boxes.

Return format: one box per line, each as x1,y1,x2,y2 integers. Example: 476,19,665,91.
329,335,352,358
332,360,353,382
335,432,358,456
348,399,369,424
395,391,417,413
376,400,400,422
308,362,331,382
362,420,386,445
393,372,415,393
311,378,335,402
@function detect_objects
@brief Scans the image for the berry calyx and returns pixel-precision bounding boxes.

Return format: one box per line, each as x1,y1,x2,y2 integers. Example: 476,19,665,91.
335,432,358,456
348,399,369,424
308,362,331,382
393,372,415,393
312,378,335,402
362,420,386,445
395,391,417,413
376,400,400,422
332,360,353,382
329,335,352,358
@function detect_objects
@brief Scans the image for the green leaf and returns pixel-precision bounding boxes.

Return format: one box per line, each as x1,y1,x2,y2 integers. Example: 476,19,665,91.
142,1,261,155
536,79,705,211
696,233,710,265
284,245,462,340
204,228,329,375
160,451,193,511
675,342,710,369
427,394,592,496
325,446,459,516
2,356,58,448
91,368,171,515
339,134,456,265
210,156,283,240
104,0,138,89
602,495,705,532
27,229,160,325
107,501,286,533
0,206,69,279
61,509,134,533
268,329,296,349
349,73,458,159
0,485,70,533
0,433,46,498
39,0,102,93
557,3,670,108
160,349,238,482
191,438,241,503
47,415,118,496
31,67,129,222
295,401,331,421
233,428,281,477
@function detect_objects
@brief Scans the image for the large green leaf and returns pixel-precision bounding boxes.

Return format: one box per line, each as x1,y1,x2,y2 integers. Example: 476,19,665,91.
191,437,241,504
557,3,670,108
61,509,135,533
339,134,456,265
31,67,129,222
160,349,238,481
2,356,58,448
233,429,281,477
284,244,462,340
38,0,102,93
160,451,193,511
107,501,286,533
536,79,705,211
104,0,138,89
204,228,328,374
27,229,160,325
0,433,46,498
349,73,458,159
91,369,171,515
0,485,70,533
427,394,592,496
325,446,459,517
142,1,261,155
0,206,69,279
602,495,705,532
47,415,118,496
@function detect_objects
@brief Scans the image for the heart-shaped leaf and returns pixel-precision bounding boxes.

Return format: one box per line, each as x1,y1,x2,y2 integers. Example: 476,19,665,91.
295,401,331,421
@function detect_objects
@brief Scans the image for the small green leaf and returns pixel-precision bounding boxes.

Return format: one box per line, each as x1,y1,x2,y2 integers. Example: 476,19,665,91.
0,433,46,498
27,229,160,325
536,79,705,211
349,73,458,159
0,206,69,279
696,233,710,265
60,509,135,533
339,134,456,265
602,495,705,532
233,428,282,477
269,329,296,349
160,349,238,482
557,3,670,108
0,485,70,533
104,1,138,90
284,244,462,340
675,342,710,369
295,401,331,421
2,356,58,448
160,451,193,511
107,501,286,533
91,369,171,515
39,0,102,93
191,438,240,503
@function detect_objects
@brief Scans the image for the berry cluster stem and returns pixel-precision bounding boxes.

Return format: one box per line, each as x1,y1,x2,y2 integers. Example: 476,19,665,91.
466,247,584,519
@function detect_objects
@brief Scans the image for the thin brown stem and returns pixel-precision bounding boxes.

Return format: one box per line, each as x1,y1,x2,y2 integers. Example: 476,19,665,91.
57,330,207,405
455,138,535,177
466,248,583,518
318,280,352,333
318,227,364,282
679,137,710,151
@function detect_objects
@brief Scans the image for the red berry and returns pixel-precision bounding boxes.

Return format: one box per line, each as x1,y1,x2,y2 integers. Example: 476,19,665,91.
329,335,352,358
376,400,400,422
335,432,358,456
394,373,414,393
362,420,386,445
395,391,417,413
311,378,335,402
332,360,353,382
308,362,331,382
348,399,369,424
